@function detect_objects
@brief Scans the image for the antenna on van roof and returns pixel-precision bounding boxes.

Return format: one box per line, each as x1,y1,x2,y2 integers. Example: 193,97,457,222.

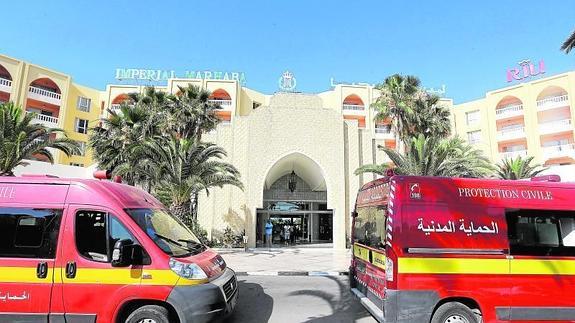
21,174,59,178
530,175,561,182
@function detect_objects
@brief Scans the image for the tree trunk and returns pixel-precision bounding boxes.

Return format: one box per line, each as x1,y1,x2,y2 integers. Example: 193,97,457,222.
190,193,199,221
170,201,192,228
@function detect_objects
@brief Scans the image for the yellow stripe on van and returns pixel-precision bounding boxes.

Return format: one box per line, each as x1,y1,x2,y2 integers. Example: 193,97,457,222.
353,244,370,263
371,252,386,270
511,259,575,275
398,258,509,275
0,267,55,283
0,267,206,286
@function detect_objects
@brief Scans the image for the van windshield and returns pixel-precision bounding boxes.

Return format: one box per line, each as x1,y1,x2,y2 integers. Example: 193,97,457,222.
126,208,205,257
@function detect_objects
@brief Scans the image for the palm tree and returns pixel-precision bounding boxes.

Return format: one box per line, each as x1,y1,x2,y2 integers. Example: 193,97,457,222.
410,95,452,139
89,103,158,185
125,134,243,225
561,29,575,53
355,135,493,178
165,85,221,140
373,74,421,144
496,156,546,180
0,102,79,176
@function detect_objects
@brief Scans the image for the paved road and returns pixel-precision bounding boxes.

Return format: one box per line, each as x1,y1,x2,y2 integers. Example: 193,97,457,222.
222,275,376,323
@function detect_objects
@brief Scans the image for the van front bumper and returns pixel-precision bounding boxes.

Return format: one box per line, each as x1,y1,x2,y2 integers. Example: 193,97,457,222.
167,267,238,323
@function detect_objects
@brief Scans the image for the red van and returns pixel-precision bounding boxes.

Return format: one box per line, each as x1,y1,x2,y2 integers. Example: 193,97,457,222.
0,176,237,323
350,174,575,323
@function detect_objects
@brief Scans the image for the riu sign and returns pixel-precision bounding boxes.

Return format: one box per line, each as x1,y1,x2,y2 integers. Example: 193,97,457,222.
507,59,545,82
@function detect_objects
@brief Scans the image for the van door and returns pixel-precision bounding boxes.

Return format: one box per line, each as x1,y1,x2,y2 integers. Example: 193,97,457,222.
506,209,575,321
59,206,144,322
0,207,63,322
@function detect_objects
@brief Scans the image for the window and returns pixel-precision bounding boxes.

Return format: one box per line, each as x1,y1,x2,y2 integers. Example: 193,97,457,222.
353,206,386,249
507,209,575,256
466,110,480,125
252,102,261,110
77,97,91,112
72,141,86,156
126,208,204,257
69,163,84,167
75,118,88,134
467,130,481,144
75,210,139,263
0,208,62,259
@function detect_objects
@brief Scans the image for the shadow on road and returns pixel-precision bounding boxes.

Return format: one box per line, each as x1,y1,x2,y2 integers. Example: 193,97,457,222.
288,276,371,323
223,279,274,323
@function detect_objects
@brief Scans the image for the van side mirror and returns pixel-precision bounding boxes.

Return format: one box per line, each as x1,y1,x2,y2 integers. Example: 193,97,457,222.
111,239,135,267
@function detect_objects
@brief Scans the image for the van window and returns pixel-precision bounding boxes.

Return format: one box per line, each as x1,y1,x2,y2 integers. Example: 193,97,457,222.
75,211,137,263
0,208,62,259
507,209,575,256
353,206,386,249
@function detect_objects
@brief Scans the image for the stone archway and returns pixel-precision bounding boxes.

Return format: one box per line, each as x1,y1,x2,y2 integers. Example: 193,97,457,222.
256,153,333,247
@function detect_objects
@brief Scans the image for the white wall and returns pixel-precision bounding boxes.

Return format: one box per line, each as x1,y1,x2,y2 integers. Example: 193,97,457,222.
541,164,575,182
13,159,96,178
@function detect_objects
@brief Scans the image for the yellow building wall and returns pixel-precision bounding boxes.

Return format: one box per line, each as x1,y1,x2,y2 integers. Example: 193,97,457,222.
452,71,575,166
58,83,102,167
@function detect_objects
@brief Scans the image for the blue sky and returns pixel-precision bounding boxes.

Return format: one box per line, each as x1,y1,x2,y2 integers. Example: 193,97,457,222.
1,0,574,103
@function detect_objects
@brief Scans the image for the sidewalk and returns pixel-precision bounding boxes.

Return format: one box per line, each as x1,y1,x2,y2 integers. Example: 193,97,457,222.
215,247,351,276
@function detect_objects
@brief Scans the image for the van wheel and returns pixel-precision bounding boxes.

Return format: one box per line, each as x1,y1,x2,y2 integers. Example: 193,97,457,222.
431,302,480,323
125,305,169,323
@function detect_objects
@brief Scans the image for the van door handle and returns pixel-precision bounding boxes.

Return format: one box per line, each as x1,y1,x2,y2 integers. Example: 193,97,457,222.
65,262,77,279
36,262,48,279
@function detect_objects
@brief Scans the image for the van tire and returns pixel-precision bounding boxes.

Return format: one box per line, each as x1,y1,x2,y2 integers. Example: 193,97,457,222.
125,305,170,323
431,302,480,323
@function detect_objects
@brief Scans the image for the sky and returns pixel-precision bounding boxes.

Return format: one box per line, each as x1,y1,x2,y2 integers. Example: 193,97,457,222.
1,0,574,103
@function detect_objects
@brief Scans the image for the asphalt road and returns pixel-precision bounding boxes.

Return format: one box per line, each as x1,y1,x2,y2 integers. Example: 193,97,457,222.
222,275,377,323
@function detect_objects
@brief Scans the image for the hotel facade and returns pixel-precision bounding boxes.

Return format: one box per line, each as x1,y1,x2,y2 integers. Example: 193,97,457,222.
2,53,574,249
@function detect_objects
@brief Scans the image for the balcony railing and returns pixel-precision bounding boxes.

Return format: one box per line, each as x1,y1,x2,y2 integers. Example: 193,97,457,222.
537,95,569,111
543,143,575,160
375,125,394,139
26,112,59,127
501,150,528,160
497,126,525,141
209,99,232,108
0,77,11,93
342,104,365,111
28,86,61,106
539,119,573,135
495,104,523,120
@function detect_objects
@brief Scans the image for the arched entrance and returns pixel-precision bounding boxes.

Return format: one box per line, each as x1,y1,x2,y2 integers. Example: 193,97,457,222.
256,153,333,247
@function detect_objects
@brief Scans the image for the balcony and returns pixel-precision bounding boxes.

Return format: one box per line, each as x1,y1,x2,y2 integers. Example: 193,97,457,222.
497,126,525,141
208,99,232,109
501,150,528,160
537,95,569,112
0,78,11,93
543,143,575,160
539,119,573,135
27,112,59,128
28,86,61,106
495,104,523,120
375,125,394,139
342,104,366,115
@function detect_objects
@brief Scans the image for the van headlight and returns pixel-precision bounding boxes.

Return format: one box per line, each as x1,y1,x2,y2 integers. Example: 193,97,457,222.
169,258,208,280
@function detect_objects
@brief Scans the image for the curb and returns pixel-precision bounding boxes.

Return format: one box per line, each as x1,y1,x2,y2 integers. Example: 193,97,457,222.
235,271,349,277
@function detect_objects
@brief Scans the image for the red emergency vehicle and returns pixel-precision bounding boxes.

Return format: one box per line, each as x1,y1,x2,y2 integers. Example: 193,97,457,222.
0,176,237,323
350,174,575,323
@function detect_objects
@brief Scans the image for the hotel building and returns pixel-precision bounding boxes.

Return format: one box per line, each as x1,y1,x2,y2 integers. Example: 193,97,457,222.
452,71,575,167
2,53,574,249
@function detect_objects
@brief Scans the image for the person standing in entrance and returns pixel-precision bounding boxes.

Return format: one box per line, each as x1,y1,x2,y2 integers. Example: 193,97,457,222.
265,220,273,250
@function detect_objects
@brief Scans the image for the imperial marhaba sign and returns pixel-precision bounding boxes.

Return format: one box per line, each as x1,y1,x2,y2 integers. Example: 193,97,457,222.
114,68,246,85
